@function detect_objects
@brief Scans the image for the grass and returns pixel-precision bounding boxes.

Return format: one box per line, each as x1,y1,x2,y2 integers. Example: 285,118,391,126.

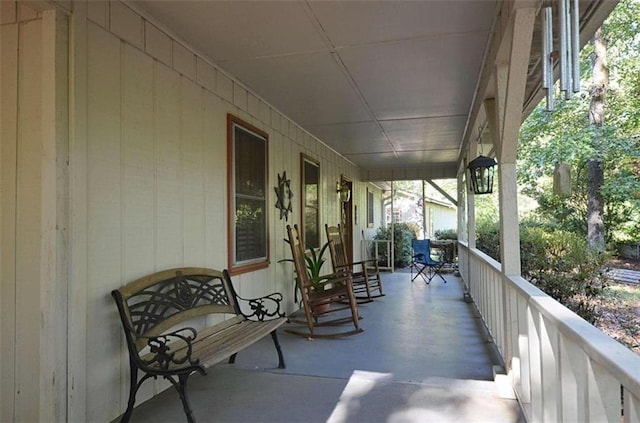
602,283,640,302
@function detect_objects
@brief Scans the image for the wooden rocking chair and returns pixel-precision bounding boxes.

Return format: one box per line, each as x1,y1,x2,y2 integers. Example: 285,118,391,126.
325,224,384,303
285,224,363,339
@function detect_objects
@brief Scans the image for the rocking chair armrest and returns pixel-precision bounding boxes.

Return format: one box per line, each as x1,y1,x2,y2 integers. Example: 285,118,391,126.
313,272,354,288
335,258,375,271
234,292,286,321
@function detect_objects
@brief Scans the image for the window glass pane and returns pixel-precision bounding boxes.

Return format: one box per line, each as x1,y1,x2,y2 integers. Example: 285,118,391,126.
235,197,266,262
305,182,318,208
235,128,265,198
305,209,319,248
302,157,320,249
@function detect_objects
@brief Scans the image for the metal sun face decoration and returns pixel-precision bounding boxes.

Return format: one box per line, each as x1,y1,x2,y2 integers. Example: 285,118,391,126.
274,171,293,221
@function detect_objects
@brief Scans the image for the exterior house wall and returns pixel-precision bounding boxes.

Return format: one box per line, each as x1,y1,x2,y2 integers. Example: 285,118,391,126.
0,13,44,423
0,0,383,421
431,204,457,235
75,3,363,421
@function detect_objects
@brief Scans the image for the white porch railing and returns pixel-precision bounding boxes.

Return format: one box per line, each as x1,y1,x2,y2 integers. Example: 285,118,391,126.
361,239,393,271
459,241,640,423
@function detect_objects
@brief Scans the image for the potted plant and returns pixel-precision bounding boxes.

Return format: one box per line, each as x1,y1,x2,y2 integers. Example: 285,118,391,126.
280,240,331,306
303,241,330,288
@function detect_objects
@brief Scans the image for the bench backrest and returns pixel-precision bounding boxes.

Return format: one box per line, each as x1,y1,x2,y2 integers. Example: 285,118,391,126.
112,267,239,352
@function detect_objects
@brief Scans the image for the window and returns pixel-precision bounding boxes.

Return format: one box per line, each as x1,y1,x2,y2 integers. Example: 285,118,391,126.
301,155,320,249
227,115,269,274
367,188,374,228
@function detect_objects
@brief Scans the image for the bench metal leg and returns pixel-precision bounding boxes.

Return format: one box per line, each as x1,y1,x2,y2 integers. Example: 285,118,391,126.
271,330,286,369
121,367,154,423
121,367,138,423
174,373,197,423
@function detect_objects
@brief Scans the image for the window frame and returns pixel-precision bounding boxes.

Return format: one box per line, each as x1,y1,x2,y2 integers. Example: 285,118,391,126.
227,114,270,275
300,154,320,250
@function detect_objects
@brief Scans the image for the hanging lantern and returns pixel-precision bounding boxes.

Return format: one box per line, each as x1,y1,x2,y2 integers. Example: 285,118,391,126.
467,155,497,195
336,181,351,202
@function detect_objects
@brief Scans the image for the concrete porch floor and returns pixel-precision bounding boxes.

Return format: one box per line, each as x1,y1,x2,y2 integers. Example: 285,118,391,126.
117,271,525,423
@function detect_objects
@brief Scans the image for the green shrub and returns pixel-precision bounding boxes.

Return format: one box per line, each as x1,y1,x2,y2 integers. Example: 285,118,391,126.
476,221,500,261
434,229,457,240
475,221,609,323
373,223,419,267
520,226,609,323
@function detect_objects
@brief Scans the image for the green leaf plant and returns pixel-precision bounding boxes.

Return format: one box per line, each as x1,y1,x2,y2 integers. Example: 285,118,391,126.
279,239,331,293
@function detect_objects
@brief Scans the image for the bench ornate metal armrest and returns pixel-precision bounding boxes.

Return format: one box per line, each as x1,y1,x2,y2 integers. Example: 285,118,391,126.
235,291,285,321
140,328,201,371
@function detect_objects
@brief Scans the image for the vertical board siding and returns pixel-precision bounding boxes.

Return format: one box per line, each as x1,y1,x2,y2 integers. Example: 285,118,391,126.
0,22,19,423
202,90,226,270
154,62,183,269
180,79,206,266
86,22,123,420
122,43,155,281
122,43,159,402
15,19,43,422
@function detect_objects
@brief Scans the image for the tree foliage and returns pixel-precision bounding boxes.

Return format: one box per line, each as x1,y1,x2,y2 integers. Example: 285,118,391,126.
517,0,640,244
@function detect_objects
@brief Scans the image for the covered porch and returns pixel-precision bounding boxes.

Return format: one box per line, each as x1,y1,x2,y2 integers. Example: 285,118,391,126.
115,271,525,422
3,1,640,422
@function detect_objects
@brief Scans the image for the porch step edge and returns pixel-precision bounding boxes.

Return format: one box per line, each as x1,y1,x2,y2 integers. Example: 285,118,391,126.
493,365,516,399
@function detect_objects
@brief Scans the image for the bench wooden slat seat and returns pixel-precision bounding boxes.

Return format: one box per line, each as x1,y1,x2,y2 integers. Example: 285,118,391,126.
112,267,287,423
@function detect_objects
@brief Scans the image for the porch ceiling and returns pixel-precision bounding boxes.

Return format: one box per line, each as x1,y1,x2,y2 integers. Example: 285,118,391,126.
129,0,616,181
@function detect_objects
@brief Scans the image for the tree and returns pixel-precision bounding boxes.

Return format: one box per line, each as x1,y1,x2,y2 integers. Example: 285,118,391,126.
587,27,608,252
517,0,640,247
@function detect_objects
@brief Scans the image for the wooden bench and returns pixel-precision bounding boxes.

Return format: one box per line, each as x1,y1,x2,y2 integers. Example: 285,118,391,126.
111,267,287,423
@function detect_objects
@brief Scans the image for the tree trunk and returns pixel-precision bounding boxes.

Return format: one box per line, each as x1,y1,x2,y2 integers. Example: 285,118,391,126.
587,27,608,252
587,160,605,251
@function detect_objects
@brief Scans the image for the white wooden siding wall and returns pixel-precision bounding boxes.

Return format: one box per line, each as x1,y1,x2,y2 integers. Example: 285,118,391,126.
0,17,21,423
1,9,43,423
75,1,359,421
433,204,457,233
16,19,45,422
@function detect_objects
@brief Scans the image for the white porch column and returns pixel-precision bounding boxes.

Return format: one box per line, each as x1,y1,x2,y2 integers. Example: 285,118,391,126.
491,6,536,277
465,156,477,251
0,4,69,421
487,6,536,373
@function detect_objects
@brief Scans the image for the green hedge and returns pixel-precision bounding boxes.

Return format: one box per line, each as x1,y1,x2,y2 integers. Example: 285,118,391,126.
373,223,419,267
476,222,608,323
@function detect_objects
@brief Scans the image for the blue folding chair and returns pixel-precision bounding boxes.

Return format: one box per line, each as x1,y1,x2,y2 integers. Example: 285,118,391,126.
410,239,446,284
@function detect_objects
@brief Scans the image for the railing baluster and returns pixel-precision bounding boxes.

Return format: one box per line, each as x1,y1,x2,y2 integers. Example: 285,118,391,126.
540,313,559,422
559,336,586,422
624,387,640,423
587,359,621,421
